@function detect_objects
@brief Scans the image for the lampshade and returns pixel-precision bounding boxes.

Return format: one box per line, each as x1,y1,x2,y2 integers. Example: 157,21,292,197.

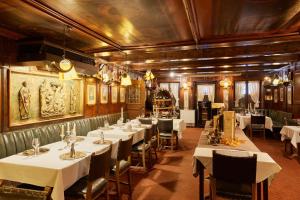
144,70,155,81
59,66,79,80
121,73,132,86
219,78,232,89
272,75,280,86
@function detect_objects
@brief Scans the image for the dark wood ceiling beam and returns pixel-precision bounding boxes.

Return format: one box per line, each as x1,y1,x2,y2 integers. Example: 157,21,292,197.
130,54,298,70
0,27,25,40
110,40,300,62
182,0,201,44
152,65,284,75
21,0,122,50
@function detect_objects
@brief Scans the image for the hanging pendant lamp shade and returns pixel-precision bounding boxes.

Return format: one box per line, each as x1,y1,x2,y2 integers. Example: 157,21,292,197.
121,73,132,86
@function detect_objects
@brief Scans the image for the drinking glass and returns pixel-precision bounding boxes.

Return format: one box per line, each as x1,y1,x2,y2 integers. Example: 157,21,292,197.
32,138,40,156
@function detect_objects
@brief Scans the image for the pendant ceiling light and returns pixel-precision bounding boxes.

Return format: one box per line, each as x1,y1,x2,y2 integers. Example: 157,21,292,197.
120,54,132,86
58,25,78,80
272,74,280,86
144,69,155,81
121,72,132,86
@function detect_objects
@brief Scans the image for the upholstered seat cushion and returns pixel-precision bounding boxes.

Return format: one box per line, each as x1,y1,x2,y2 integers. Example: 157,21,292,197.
251,124,265,129
111,160,131,174
65,176,107,199
159,132,173,137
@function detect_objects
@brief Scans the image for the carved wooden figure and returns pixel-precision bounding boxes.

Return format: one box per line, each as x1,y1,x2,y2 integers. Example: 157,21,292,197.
18,81,31,120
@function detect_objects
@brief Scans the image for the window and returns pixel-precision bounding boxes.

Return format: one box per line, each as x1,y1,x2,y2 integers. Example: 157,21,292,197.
235,81,260,108
159,82,179,106
197,84,215,102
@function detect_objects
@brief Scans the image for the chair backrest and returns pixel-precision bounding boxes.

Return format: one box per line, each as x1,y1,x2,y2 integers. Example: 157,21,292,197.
212,150,257,184
88,146,112,182
251,115,265,125
157,119,173,133
139,118,152,125
117,137,133,161
144,128,153,144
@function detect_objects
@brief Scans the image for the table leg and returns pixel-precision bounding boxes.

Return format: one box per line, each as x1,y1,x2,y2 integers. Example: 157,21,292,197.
197,160,205,200
257,182,261,200
263,179,268,200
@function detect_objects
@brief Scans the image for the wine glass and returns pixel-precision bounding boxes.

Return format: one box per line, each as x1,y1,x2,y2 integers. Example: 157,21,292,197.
32,138,40,156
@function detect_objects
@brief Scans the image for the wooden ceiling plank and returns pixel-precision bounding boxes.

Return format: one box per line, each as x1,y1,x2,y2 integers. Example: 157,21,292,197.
21,0,122,50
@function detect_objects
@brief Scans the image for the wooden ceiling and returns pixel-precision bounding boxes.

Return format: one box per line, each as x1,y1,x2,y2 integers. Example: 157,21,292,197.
1,0,300,76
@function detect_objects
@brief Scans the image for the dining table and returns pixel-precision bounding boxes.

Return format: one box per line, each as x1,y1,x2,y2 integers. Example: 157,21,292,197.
193,127,281,200
280,126,300,148
87,123,146,145
0,136,119,200
236,113,273,131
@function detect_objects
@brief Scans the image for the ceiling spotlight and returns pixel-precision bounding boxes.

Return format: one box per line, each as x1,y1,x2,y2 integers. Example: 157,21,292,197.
169,72,175,77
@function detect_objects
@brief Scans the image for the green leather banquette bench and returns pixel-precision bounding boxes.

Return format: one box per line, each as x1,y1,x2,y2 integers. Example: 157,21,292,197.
0,112,127,159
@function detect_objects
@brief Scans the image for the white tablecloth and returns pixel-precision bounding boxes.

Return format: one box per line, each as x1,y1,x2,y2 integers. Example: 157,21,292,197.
87,126,145,145
193,128,281,183
0,137,119,200
236,114,273,131
280,126,300,148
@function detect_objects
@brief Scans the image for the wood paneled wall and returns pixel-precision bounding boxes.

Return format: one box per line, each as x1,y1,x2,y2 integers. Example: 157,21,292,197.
84,78,127,117
263,63,300,118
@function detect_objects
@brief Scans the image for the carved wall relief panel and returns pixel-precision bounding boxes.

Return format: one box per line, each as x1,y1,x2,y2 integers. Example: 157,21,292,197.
40,80,66,118
9,69,84,127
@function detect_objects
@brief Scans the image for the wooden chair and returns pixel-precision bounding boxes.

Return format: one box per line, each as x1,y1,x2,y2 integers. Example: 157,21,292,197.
65,146,112,200
250,115,266,139
132,127,153,171
0,185,52,200
157,119,178,151
210,150,257,200
139,118,158,160
110,137,133,200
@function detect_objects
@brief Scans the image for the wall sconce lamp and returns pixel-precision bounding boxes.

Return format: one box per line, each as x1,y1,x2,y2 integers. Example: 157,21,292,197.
219,78,232,89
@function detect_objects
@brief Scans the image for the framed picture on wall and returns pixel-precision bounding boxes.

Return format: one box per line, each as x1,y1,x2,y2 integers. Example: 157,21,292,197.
100,84,108,104
120,87,126,103
274,88,278,103
87,84,96,105
287,86,292,105
279,87,284,102
111,86,118,104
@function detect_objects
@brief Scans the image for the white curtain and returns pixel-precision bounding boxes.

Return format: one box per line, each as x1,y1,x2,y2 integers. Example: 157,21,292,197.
235,81,246,107
170,83,179,106
248,81,260,107
160,83,169,90
197,84,215,102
